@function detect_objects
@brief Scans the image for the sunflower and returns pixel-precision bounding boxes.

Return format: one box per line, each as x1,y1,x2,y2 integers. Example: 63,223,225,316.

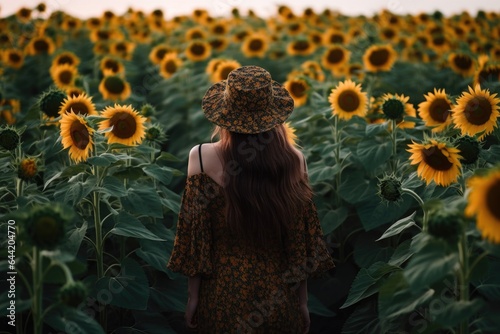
407,139,462,186
16,7,32,23
241,33,269,58
61,17,82,31
287,39,315,56
429,34,449,54
100,56,125,75
90,29,121,43
474,64,500,87
329,79,368,120
284,78,309,107
66,87,86,99
283,122,298,146
210,60,241,83
321,45,350,74
465,169,500,244
452,85,500,139
287,21,306,35
448,53,475,77
210,20,230,35
17,157,39,182
51,64,78,90
301,61,325,82
99,104,146,146
185,27,207,41
322,28,347,45
159,53,183,79
362,44,397,72
110,41,135,60
85,17,102,30
99,75,132,101
381,93,416,128
3,49,24,69
490,45,500,61
60,93,97,116
59,112,94,163
209,37,229,53
26,36,56,55
185,41,211,62
418,88,453,132
206,58,225,76
51,51,80,68
346,63,364,81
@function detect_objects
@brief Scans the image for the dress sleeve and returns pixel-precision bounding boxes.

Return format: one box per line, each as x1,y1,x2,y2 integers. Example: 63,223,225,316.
284,199,335,284
167,176,213,277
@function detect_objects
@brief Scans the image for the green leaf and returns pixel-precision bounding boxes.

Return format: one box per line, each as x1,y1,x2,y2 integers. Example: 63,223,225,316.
87,153,120,167
121,186,163,218
45,305,105,334
365,122,389,137
376,212,417,241
110,212,165,241
54,175,97,206
308,293,336,317
142,164,173,185
356,139,393,171
339,170,378,204
158,185,181,214
156,152,182,163
95,258,149,310
342,301,381,334
308,164,342,183
44,164,90,190
354,234,393,268
388,239,413,266
149,277,187,312
320,207,348,235
432,300,484,327
100,176,127,197
404,239,459,290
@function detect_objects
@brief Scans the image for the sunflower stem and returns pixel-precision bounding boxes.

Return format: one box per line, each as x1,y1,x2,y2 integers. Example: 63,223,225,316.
458,230,470,334
391,119,398,173
333,115,342,207
401,187,428,231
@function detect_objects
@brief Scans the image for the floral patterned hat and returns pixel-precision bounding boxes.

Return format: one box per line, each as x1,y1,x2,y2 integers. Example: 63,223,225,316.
202,65,294,134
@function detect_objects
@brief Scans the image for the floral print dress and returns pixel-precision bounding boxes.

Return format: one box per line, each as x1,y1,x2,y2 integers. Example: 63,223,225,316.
167,173,335,333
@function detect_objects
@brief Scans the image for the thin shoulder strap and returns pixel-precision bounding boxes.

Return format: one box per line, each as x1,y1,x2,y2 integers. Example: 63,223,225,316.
198,144,204,173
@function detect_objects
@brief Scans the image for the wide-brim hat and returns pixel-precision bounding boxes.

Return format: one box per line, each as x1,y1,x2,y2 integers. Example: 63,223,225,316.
201,65,294,134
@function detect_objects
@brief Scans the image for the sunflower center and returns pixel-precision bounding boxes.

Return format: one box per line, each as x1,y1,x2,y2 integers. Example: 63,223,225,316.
368,48,390,66
486,179,500,220
70,121,90,150
311,34,322,44
115,43,127,52
422,147,453,171
104,59,119,72
0,34,10,43
478,67,500,84
59,70,74,85
432,36,446,46
464,96,492,125
190,31,204,39
327,48,344,64
213,25,225,34
382,28,395,39
210,39,224,49
293,41,310,51
34,39,49,52
219,66,235,80
9,52,21,63
453,55,473,70
429,98,451,122
58,55,74,65
67,102,90,115
19,8,31,18
249,39,264,51
97,30,110,40
155,48,168,60
110,112,137,139
190,43,206,56
338,90,360,112
329,34,344,44
165,60,178,74
290,82,306,97
104,76,126,94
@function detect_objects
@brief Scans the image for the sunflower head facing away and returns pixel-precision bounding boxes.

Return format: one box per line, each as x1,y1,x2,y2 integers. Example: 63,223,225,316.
99,104,146,146
418,88,453,132
59,111,94,163
465,168,500,244
452,85,500,140
329,79,368,120
407,138,462,186
39,88,67,118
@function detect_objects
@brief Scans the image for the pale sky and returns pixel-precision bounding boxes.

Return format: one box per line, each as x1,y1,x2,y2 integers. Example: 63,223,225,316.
1,0,499,19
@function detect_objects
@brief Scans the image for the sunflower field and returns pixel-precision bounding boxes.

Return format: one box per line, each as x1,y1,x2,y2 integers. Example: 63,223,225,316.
1,3,500,334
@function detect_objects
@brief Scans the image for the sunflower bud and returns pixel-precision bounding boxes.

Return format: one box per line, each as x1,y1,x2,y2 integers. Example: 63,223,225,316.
58,281,88,307
378,174,402,203
141,103,156,118
456,136,481,165
0,127,20,151
23,203,71,250
17,157,38,181
382,98,405,120
427,210,464,243
39,88,67,118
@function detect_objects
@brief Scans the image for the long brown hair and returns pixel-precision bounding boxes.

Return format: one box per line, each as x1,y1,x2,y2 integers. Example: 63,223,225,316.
213,124,313,248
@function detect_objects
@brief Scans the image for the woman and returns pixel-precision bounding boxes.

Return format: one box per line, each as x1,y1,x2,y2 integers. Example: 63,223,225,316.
167,66,334,333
